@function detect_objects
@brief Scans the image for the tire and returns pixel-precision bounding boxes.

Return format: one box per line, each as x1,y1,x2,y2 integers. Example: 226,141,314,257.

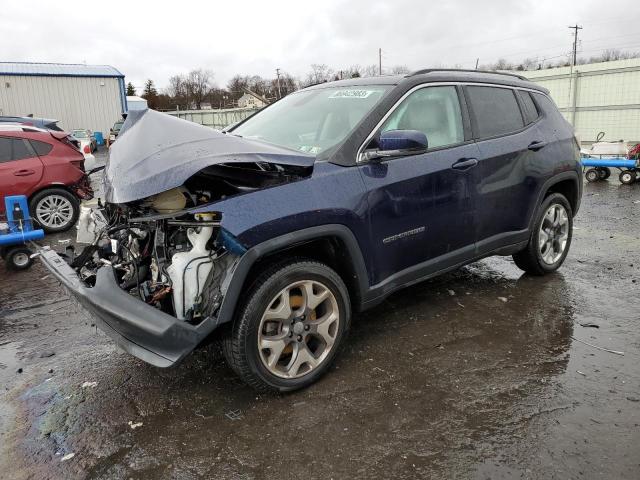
585,168,599,183
223,259,351,392
619,170,636,185
5,246,33,271
30,188,80,233
513,193,573,276
598,167,611,180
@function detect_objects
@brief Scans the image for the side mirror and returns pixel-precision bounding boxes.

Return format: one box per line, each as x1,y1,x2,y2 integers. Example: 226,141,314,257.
361,130,428,162
380,130,428,152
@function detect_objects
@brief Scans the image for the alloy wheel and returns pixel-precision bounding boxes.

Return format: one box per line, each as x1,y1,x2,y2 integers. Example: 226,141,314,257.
35,195,74,229
257,280,340,379
538,204,569,265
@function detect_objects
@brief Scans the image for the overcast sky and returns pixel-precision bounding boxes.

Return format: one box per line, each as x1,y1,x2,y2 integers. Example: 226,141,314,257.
3,0,638,92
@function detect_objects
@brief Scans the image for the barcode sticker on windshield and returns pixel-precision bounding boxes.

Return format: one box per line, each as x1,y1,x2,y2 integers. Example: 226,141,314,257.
329,90,375,99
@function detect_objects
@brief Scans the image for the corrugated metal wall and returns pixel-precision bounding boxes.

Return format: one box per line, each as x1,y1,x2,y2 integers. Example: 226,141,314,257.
166,107,259,130
0,75,123,134
519,58,640,144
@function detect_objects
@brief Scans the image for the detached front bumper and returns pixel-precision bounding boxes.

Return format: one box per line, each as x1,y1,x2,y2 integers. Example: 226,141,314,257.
39,248,205,367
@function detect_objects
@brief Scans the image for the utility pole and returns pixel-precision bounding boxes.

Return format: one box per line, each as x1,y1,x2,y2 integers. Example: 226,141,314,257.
275,68,282,99
567,25,583,127
475,58,479,70
378,48,382,76
569,24,582,66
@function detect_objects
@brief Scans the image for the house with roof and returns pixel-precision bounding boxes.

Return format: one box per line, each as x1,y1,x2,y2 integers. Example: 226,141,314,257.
237,89,269,109
0,62,126,134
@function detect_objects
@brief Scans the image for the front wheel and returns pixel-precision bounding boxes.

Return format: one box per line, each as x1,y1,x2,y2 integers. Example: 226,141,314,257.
223,260,351,392
585,168,599,183
5,246,33,271
513,193,573,276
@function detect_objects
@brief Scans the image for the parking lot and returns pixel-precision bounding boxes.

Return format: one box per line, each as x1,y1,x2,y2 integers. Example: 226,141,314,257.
0,163,638,479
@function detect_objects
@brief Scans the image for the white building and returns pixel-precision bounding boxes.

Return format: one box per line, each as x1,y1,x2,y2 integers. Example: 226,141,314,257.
515,58,640,144
237,89,268,109
126,95,148,111
0,62,126,135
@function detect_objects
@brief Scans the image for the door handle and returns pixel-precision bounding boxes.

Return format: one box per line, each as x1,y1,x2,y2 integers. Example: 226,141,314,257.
528,140,547,151
13,169,35,176
451,158,478,170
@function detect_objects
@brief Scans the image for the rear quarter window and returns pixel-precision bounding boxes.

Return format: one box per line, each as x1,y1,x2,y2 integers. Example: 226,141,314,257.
532,92,560,118
518,91,540,124
30,139,53,156
466,86,524,138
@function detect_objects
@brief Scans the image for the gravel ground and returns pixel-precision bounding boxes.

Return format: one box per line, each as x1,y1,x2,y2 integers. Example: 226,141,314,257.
1,158,639,479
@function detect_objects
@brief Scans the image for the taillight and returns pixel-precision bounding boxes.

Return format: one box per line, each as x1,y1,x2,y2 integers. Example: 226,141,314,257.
83,145,91,154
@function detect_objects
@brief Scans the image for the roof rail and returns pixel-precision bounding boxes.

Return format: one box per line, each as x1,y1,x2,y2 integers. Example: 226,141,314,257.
408,68,528,81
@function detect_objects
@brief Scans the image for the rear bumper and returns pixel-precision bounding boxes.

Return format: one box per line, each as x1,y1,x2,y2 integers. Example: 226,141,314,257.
71,175,94,200
39,248,205,367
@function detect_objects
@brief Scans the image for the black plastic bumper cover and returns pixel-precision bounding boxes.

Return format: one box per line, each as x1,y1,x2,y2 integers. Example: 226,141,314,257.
39,248,204,367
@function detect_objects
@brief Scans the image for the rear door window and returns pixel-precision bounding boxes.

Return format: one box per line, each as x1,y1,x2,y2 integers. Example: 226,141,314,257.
466,86,524,138
12,138,34,160
0,137,35,162
0,137,11,163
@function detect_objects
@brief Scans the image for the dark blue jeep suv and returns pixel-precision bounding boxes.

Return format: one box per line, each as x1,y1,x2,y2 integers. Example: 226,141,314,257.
40,69,582,391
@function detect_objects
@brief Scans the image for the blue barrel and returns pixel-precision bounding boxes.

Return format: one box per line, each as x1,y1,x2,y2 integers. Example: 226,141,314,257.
94,131,105,146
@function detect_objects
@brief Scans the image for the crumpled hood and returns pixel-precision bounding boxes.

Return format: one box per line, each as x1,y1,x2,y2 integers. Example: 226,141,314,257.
104,109,314,204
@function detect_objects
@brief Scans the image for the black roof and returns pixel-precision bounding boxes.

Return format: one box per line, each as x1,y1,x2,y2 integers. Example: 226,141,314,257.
303,69,547,94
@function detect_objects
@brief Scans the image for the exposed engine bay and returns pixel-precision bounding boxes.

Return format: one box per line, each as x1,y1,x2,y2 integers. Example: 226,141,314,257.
69,160,310,324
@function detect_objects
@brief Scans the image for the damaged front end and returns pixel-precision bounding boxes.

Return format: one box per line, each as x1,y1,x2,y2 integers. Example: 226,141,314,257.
39,109,314,366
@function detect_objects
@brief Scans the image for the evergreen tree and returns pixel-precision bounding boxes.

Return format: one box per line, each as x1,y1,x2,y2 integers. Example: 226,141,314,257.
142,79,158,109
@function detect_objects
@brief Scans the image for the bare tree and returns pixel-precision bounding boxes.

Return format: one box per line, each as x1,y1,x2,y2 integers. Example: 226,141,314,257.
167,75,188,109
361,64,379,77
185,69,213,109
270,72,297,97
390,65,410,74
304,64,334,86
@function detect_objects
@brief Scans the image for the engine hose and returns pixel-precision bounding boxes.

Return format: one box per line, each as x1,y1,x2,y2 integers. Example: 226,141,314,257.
180,255,213,318
120,265,149,290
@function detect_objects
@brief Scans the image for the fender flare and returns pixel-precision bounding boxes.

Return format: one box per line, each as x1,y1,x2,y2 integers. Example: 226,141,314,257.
211,224,370,329
528,170,582,231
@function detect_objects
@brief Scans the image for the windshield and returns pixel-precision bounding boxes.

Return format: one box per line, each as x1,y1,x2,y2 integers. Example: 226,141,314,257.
113,121,123,132
232,85,390,154
72,130,88,138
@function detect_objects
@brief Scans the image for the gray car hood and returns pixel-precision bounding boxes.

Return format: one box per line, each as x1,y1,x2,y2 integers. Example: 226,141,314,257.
104,109,314,203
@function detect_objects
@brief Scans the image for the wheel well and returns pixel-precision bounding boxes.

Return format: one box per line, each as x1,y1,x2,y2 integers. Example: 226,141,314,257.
545,179,578,214
28,185,75,204
240,236,363,312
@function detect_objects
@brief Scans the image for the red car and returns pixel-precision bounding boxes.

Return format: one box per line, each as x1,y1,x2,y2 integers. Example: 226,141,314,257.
0,125,93,233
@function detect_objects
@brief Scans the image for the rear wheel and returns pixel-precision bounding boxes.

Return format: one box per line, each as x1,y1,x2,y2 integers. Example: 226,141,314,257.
223,260,351,392
619,170,636,185
30,188,79,233
513,193,573,276
597,167,611,180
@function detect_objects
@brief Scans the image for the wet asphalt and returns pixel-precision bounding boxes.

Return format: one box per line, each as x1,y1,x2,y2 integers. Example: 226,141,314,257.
1,156,639,479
